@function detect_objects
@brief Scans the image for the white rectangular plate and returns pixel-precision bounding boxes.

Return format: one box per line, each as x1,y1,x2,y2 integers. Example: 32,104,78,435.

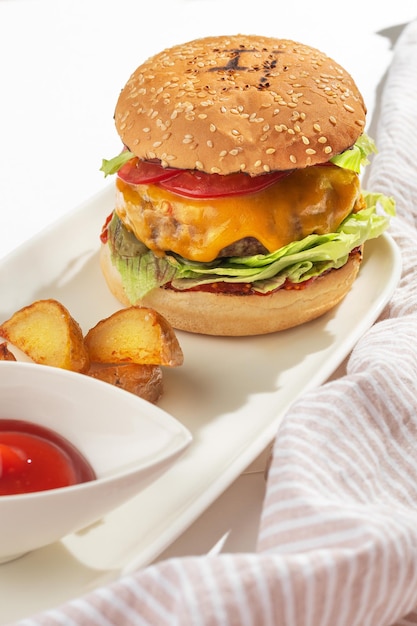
0,186,402,622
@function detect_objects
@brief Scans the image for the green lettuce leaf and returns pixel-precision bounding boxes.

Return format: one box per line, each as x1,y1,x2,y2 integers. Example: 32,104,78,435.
100,151,135,177
108,188,395,302
330,133,377,173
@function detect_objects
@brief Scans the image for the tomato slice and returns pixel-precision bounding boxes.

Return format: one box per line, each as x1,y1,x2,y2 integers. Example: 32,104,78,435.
117,156,293,198
159,168,293,198
117,157,179,185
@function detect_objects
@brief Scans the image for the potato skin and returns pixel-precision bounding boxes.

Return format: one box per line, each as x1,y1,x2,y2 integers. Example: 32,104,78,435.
87,362,163,404
0,342,17,361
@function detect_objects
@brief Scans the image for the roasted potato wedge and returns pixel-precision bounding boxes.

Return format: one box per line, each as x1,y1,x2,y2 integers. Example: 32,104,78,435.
88,362,163,404
85,306,183,367
0,342,17,361
0,299,89,372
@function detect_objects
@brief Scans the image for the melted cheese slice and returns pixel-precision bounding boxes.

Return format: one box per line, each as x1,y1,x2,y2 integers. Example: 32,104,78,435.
115,165,362,263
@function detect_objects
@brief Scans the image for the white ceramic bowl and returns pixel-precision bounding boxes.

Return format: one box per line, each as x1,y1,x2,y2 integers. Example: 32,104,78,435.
0,361,192,564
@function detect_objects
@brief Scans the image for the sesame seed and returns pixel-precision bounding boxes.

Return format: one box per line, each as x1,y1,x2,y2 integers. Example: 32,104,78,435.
301,135,310,145
324,146,332,154
306,148,316,155
265,147,276,154
263,164,271,172
289,155,297,164
143,127,151,133
254,160,262,167
195,160,204,169
219,150,227,158
313,123,322,132
329,116,337,125
207,140,214,148
229,149,240,156
318,136,327,143
231,129,240,136
210,123,217,132
211,167,221,174
343,103,355,112
153,141,162,148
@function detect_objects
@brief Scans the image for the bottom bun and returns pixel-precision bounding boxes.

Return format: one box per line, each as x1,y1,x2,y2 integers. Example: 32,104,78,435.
100,244,362,336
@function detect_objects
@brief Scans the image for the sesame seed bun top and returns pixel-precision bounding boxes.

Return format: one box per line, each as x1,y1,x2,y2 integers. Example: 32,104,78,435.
114,34,366,176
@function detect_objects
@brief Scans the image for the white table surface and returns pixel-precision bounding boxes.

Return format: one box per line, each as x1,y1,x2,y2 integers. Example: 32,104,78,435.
0,1,416,621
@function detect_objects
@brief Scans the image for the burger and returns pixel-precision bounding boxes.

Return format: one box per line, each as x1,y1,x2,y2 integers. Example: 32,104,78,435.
100,34,394,335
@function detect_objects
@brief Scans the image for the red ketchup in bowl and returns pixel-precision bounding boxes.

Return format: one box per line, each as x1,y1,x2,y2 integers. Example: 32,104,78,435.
0,419,96,496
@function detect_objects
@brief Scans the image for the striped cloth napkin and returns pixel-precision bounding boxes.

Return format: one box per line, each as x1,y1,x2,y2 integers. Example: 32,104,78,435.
15,18,417,626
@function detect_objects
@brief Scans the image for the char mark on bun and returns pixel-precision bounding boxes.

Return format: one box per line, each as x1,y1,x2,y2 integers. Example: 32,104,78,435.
99,35,395,336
